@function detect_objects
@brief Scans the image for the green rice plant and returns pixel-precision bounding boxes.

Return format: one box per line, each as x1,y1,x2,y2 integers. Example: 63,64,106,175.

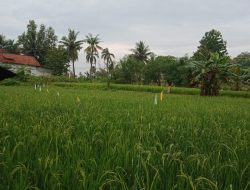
53,82,250,98
0,86,249,189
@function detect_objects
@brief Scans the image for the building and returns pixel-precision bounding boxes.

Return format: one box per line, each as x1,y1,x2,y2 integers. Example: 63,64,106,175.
0,49,51,80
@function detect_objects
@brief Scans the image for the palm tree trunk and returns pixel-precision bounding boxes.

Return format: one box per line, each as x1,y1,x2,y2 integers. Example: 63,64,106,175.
107,62,111,88
107,75,110,88
72,60,75,77
90,61,93,76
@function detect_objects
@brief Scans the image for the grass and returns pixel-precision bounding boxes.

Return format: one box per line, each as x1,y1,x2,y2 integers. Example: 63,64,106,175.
0,85,250,190
53,82,250,98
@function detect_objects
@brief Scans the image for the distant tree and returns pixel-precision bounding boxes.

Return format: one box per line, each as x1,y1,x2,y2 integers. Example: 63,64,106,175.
131,41,152,63
101,48,115,71
193,29,228,61
18,20,58,64
156,56,177,85
177,56,193,87
143,55,193,87
144,56,165,86
4,40,19,54
0,35,4,46
0,34,19,53
46,27,58,49
113,55,144,83
101,48,115,87
228,52,250,90
84,34,102,75
18,20,37,56
60,29,83,77
44,48,69,75
144,59,162,85
242,69,250,86
233,52,250,68
192,52,231,96
113,54,193,86
95,68,108,78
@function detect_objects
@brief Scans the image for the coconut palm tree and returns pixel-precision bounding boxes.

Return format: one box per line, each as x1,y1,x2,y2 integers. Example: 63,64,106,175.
101,48,115,87
191,52,232,96
84,33,102,75
131,41,152,63
60,29,83,77
101,48,115,71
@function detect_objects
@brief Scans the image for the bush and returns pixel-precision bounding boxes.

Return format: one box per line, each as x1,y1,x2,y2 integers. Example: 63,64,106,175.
26,75,102,85
0,78,20,86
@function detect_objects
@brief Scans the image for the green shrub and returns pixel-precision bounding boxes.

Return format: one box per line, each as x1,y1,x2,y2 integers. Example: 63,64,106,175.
0,78,20,86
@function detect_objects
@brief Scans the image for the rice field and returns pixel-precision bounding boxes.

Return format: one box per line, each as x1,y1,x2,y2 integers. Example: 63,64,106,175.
0,86,250,190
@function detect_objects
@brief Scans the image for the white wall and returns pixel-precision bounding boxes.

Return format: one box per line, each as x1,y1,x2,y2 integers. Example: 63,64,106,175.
0,63,52,76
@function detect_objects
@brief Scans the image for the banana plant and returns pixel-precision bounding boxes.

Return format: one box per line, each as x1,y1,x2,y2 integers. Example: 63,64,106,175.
190,52,232,96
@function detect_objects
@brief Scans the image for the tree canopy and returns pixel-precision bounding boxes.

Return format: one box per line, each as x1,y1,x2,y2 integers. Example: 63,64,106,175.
44,48,69,75
18,20,58,64
131,41,152,63
0,35,19,54
233,52,250,68
193,29,228,61
84,34,102,75
60,29,83,77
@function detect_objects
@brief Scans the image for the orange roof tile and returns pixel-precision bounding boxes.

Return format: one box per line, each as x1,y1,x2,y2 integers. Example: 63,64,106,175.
0,50,41,67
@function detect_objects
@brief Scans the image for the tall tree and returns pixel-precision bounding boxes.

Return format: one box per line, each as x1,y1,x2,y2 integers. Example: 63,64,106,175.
193,29,228,61
84,33,102,75
46,27,58,49
131,41,152,63
18,20,57,64
60,29,83,77
101,48,115,72
101,48,115,87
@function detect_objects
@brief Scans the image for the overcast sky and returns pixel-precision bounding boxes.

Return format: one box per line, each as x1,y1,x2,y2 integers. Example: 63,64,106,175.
1,0,250,74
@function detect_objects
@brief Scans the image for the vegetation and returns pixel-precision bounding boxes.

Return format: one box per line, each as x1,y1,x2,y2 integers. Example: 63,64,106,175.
0,34,19,54
101,48,115,87
131,41,152,63
60,29,83,77
191,53,231,96
1,20,249,95
0,86,249,189
84,34,102,75
1,14,250,190
233,52,250,69
193,29,228,61
18,20,57,64
52,82,250,98
44,48,69,75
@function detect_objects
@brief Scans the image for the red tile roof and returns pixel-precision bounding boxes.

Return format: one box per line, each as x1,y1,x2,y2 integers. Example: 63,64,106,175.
0,49,41,67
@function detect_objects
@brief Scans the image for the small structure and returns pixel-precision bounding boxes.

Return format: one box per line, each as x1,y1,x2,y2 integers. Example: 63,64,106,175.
0,49,51,80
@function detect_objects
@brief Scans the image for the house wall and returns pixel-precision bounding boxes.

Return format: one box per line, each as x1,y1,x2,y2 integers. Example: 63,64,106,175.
0,63,52,76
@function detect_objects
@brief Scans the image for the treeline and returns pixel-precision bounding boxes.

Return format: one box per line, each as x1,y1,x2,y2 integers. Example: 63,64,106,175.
1,20,250,94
